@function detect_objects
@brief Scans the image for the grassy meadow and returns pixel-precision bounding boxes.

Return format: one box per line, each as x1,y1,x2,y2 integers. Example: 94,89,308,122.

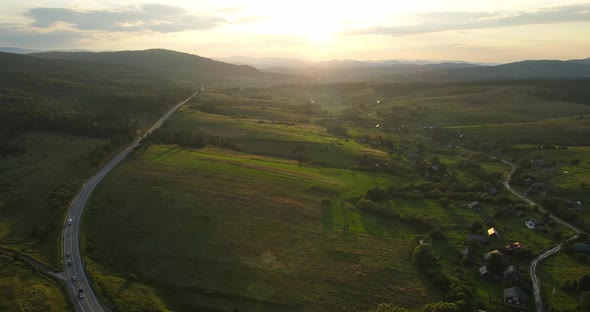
0,132,105,312
84,145,439,311
507,145,590,228
83,143,569,311
537,253,590,311
168,93,390,169
0,254,68,312
0,132,107,267
383,87,590,126
449,119,590,146
272,82,590,126
72,80,590,312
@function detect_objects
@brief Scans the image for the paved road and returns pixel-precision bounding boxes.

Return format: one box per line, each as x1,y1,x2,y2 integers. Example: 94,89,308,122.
62,90,201,312
497,157,583,312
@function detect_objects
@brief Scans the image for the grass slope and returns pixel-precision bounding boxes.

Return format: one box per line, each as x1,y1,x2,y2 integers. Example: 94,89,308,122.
166,104,388,169
0,254,68,312
32,49,261,78
537,253,590,311
450,119,590,145
84,145,438,311
510,146,590,226
0,132,106,267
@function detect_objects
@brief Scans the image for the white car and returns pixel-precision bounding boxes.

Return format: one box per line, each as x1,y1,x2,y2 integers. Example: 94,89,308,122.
68,218,73,225
71,275,77,281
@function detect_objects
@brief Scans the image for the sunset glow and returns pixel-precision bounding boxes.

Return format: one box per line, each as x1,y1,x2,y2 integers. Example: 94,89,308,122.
1,0,589,62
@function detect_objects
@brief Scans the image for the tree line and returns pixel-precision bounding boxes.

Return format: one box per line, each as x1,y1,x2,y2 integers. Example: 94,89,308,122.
145,125,240,151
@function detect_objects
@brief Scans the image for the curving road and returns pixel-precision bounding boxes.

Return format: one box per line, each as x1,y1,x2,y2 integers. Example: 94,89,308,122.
497,158,583,312
62,90,201,312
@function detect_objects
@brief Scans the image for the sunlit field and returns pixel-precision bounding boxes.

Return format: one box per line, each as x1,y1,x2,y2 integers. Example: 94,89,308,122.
84,145,439,311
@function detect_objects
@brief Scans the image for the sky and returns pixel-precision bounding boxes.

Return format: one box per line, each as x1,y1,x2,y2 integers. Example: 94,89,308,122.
1,0,589,63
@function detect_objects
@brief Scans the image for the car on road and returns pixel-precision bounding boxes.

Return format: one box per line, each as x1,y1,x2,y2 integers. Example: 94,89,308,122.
66,251,70,257
78,289,85,298
68,218,73,225
71,275,77,281
67,259,72,265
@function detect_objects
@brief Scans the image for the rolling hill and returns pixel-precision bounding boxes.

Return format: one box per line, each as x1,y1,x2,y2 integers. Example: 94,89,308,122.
0,51,196,142
410,60,590,81
569,57,590,65
0,47,42,54
32,49,262,78
217,55,590,82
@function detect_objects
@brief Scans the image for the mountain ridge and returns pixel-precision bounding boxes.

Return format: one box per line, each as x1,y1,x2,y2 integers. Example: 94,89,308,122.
416,59,590,81
32,49,262,78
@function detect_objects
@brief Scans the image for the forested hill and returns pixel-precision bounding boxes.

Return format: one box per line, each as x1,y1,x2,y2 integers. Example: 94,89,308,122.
411,60,590,81
0,52,192,148
32,49,262,78
0,51,179,86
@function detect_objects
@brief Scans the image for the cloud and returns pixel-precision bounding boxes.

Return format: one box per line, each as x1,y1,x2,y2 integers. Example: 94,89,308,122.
24,4,229,33
0,23,88,48
345,3,590,35
214,7,245,15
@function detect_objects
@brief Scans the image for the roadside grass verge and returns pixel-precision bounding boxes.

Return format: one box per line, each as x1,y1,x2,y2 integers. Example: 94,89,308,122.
0,132,106,267
0,254,68,311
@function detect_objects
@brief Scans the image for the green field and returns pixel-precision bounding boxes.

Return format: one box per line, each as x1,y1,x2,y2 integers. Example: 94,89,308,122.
272,83,590,126
84,144,440,311
14,78,575,312
0,132,105,312
0,132,107,267
0,254,68,312
449,119,590,145
507,145,590,228
79,83,590,312
164,104,389,169
385,87,590,126
537,253,590,311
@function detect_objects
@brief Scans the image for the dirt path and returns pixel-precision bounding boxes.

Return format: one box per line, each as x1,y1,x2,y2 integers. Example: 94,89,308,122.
0,246,64,280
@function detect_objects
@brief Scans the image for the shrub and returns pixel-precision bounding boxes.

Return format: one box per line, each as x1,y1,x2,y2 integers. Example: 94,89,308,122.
577,274,590,291
367,304,409,312
412,243,437,268
486,253,504,275
426,189,444,199
430,228,446,240
422,301,461,312
439,198,452,208
470,221,483,232
357,198,379,212
365,187,389,202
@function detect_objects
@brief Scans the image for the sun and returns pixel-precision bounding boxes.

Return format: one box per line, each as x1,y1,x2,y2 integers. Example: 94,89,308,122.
257,2,343,43
299,17,339,44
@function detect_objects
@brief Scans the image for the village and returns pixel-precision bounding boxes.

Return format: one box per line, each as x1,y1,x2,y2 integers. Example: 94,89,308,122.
462,197,589,310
